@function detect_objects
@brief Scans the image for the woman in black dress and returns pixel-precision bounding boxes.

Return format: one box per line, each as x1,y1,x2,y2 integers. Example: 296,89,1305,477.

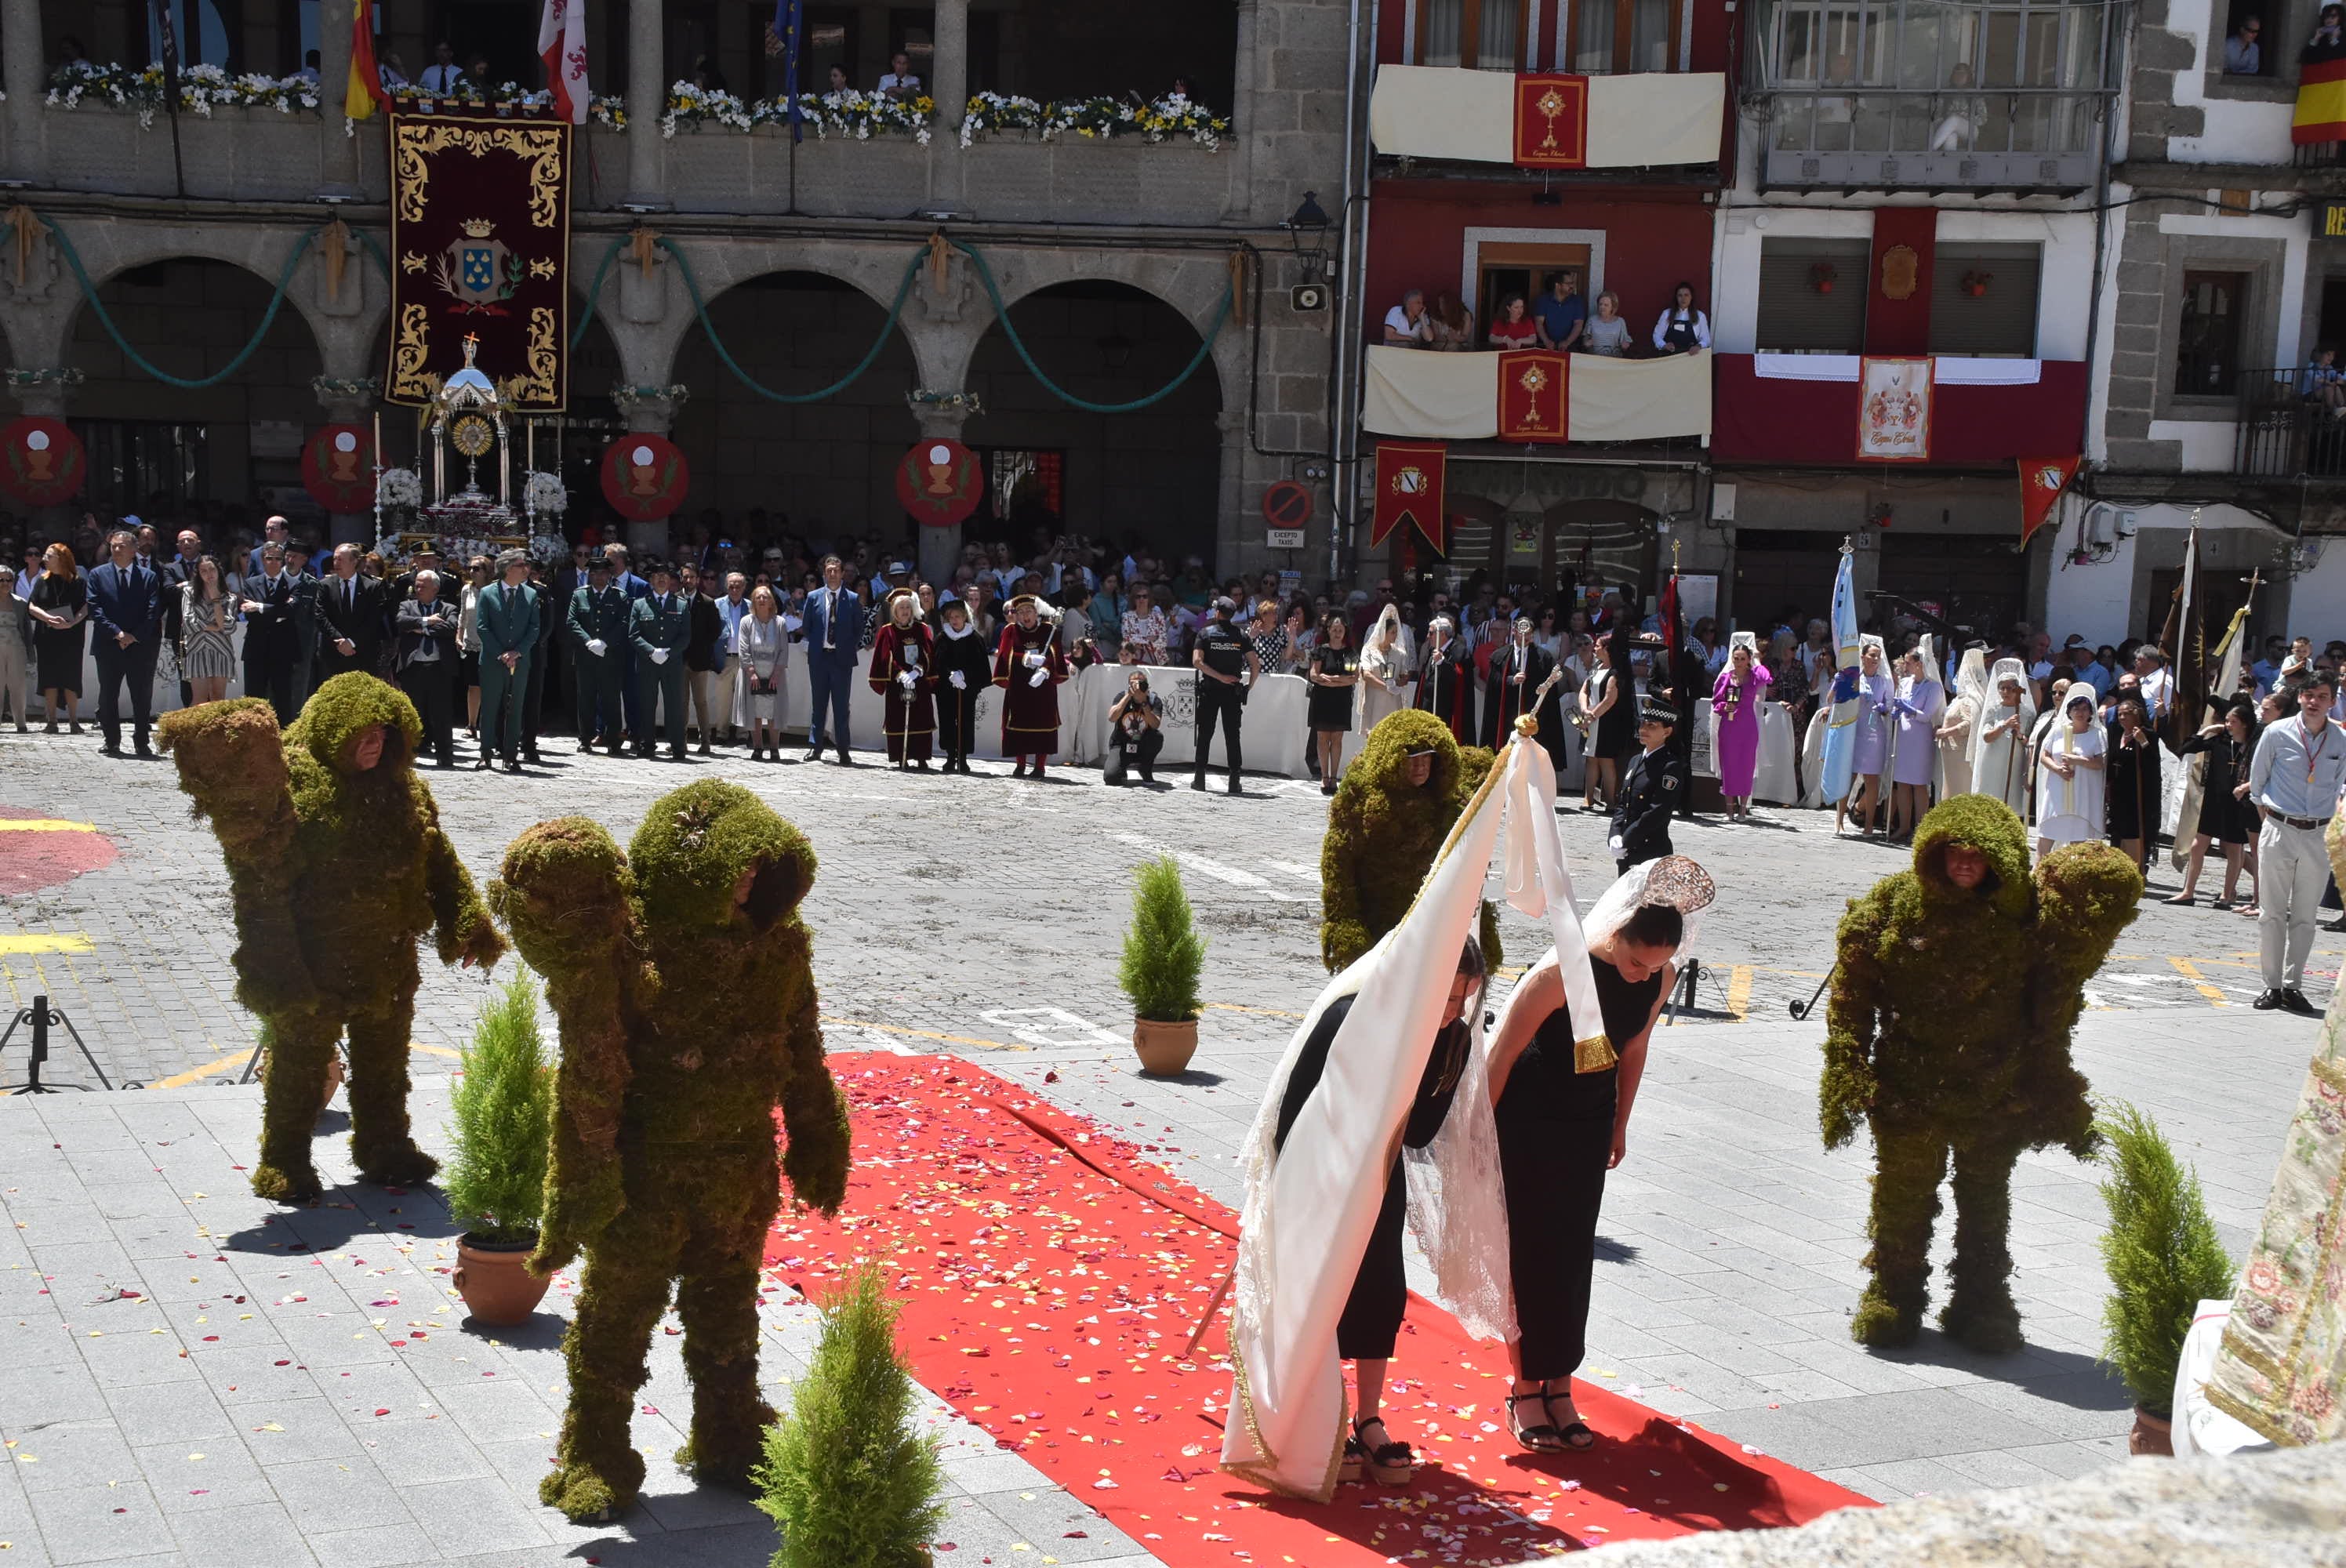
26,543,88,732
2168,700,2257,908
1486,857,1708,1451
2103,695,2161,871
1273,938,1486,1486
1307,612,1358,794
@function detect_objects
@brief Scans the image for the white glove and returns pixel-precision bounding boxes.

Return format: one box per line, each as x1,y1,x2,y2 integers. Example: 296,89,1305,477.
1240,667,1253,688
1028,666,1048,688
898,670,917,691
1608,835,1624,853
950,670,967,691
1023,650,1045,670
649,648,668,666
586,637,607,657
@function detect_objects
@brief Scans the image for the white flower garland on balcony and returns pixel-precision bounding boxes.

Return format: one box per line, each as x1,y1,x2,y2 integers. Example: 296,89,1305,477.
959,90,1226,151
651,82,935,143
46,61,320,130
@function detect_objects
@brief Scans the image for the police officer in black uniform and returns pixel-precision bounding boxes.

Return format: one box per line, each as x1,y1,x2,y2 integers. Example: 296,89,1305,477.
567,556,633,755
1609,696,1684,876
1191,595,1260,796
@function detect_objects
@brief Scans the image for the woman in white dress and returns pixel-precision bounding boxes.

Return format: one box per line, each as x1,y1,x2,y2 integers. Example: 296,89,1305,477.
1356,603,1412,732
1970,658,2036,817
2034,684,2105,862
736,585,789,759
1936,645,1988,799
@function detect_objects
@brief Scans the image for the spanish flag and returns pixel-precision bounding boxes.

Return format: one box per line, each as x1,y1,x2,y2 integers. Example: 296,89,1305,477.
347,0,387,121
2293,55,2346,144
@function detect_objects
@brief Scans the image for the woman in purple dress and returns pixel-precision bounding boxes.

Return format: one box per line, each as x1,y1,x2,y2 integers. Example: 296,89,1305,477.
1836,635,1894,837
1887,637,1945,844
1711,631,1772,820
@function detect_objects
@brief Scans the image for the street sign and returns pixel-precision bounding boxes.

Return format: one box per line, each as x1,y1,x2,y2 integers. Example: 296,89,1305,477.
2320,200,2346,238
1266,528,1306,549
1262,480,1313,528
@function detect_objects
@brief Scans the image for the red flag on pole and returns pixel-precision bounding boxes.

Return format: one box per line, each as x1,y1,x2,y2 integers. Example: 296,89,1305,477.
1658,571,1682,662
539,0,592,125
2017,454,2080,546
1371,441,1447,551
346,0,387,119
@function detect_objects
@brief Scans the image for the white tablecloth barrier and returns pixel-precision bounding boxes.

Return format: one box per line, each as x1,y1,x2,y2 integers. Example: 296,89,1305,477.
1703,699,1800,804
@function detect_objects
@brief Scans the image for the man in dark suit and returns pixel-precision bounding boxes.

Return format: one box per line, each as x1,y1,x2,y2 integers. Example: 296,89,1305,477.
239,543,302,724
567,555,630,755
282,539,323,706
1610,698,1685,876
393,568,461,768
630,562,691,760
86,528,165,756
520,561,557,764
159,528,205,710
602,541,649,746
243,514,291,580
681,563,725,754
317,543,387,682
474,550,540,773
800,553,863,764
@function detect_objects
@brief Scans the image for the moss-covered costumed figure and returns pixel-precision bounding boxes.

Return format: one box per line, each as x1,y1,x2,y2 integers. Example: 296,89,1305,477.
158,675,506,1203
1821,794,2141,1351
1321,709,1502,973
489,780,850,1523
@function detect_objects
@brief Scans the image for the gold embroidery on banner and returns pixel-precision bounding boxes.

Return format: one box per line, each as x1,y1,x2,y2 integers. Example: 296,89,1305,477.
528,258,556,280
389,303,434,401
393,122,566,228
490,306,560,407
399,252,427,274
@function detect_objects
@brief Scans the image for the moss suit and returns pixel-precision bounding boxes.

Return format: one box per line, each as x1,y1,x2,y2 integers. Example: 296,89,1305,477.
1821,795,2140,1351
489,782,850,1523
1320,709,1503,973
158,675,506,1203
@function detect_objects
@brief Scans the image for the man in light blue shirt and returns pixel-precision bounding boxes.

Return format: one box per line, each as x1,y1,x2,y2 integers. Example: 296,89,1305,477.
2248,669,2346,1013
2224,17,2263,74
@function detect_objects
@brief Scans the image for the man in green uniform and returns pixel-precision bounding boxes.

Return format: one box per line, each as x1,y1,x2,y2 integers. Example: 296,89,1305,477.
475,550,540,774
631,562,691,760
568,555,630,755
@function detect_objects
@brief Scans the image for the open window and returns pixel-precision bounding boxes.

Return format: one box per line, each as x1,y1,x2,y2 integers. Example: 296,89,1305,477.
1414,0,1530,67
1476,241,1594,345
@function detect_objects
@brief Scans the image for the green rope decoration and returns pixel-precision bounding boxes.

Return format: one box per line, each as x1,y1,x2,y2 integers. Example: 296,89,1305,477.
44,214,318,391
571,234,626,351
659,238,927,405
951,239,1229,415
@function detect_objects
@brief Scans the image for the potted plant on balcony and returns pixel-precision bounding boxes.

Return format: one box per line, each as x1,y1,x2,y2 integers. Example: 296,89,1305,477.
1961,269,1993,297
1810,261,1838,295
444,976,556,1326
1120,854,1206,1076
2096,1102,2235,1457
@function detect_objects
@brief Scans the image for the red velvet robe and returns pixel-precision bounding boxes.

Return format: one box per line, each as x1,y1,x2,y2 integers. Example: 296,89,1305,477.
992,621,1069,757
868,620,937,763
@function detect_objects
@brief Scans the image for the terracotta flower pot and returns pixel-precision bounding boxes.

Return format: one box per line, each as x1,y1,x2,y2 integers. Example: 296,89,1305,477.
1132,1018,1199,1076
2128,1406,2174,1457
453,1234,552,1325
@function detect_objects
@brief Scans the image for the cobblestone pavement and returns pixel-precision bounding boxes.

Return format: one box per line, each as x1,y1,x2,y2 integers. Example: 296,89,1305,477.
0,722,2334,1553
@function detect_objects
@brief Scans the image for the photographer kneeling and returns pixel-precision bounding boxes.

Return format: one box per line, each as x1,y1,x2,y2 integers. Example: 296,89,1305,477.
1106,667,1165,786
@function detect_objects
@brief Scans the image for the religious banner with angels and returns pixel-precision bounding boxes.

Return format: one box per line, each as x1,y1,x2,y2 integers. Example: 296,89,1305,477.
385,109,572,409
1856,356,1933,462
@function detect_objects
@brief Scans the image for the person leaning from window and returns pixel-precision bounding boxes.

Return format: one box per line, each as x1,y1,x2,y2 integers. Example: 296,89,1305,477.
1651,283,1710,354
1533,270,1587,353
2225,14,2264,72
1928,63,1985,151
1384,289,1435,348
1104,666,1164,786
1581,291,1633,356
2302,343,2346,416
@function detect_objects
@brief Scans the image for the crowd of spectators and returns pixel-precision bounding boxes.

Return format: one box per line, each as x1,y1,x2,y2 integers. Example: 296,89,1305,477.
1382,271,1709,358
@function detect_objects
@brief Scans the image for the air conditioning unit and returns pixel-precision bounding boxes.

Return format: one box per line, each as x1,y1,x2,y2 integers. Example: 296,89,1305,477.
1290,283,1328,312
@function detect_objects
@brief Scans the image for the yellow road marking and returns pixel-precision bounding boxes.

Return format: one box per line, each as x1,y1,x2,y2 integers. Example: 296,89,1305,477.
2166,956,2227,1007
1726,966,1752,1022
0,819,97,833
1205,1001,1304,1019
0,935,93,956
146,1049,255,1090
820,1014,1030,1053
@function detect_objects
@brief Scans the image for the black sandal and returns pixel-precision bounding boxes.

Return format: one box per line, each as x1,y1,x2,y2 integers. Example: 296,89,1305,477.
1506,1393,1566,1453
1543,1390,1596,1450
1339,1432,1365,1485
1352,1417,1415,1485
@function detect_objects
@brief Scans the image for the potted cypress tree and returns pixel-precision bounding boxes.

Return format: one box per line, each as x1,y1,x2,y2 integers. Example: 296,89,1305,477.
444,976,556,1325
756,1263,946,1568
2096,1102,2235,1456
1120,854,1206,1076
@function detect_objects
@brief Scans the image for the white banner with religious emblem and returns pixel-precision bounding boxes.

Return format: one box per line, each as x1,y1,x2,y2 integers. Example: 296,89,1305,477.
1856,356,1934,462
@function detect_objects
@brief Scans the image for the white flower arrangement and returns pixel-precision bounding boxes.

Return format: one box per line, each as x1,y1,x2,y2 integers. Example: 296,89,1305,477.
660,79,755,137
47,61,321,129
960,91,1226,151
528,532,570,565
646,83,933,144
523,470,568,517
376,467,424,510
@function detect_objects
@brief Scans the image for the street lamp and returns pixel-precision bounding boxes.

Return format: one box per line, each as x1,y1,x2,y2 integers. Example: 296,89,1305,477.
1282,191,1331,276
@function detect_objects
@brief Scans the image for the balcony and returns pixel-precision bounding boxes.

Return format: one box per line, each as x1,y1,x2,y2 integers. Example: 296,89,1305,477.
2235,367,2346,479
1750,88,2105,192
1369,66,1725,177
1709,354,2088,466
1360,344,1712,450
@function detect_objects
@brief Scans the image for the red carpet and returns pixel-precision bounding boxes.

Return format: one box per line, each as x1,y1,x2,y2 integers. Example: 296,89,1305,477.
768,1056,1872,1566
0,808,116,895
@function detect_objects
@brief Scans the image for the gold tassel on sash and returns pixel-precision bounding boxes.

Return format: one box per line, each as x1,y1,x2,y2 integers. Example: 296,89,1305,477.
628,224,661,279
1575,1032,1618,1073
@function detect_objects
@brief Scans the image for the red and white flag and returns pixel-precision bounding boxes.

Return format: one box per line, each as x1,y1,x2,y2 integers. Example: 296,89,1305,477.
539,0,590,124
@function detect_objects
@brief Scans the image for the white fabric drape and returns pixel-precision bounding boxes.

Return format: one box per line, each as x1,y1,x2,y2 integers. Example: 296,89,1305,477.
1368,65,1725,168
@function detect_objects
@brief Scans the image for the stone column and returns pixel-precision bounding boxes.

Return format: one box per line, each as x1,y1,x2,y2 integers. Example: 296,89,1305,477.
910,406,969,588
314,377,380,546
318,0,360,194
1225,0,1258,222
929,0,968,208
625,0,669,209
612,385,686,554
1215,407,1251,580
3,0,45,185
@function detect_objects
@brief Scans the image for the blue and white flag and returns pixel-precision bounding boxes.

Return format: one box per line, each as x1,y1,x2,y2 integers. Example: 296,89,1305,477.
1817,546,1861,805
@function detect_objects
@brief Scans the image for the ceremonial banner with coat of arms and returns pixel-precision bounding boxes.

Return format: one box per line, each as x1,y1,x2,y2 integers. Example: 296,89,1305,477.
1857,356,1932,462
1496,349,1571,444
1371,441,1447,551
386,110,572,409
1512,74,1588,169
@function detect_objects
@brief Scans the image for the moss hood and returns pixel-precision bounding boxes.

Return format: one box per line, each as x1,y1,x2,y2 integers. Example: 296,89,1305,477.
1909,794,2032,919
630,780,816,934
1336,710,1466,808
285,673,423,774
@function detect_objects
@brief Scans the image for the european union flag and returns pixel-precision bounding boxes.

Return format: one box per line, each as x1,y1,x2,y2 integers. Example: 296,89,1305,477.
771,0,805,143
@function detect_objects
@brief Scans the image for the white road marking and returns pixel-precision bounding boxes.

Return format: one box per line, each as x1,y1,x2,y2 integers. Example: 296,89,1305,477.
1266,860,1319,882
977,1007,1126,1047
1110,833,1309,902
